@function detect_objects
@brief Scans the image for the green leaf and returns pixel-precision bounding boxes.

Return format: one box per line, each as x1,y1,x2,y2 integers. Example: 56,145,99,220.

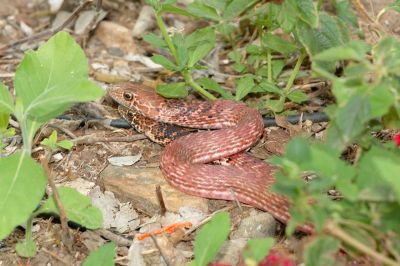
223,0,258,20
314,41,370,62
326,95,370,151
173,33,189,68
285,137,311,164
37,187,103,229
156,82,188,98
243,238,274,263
14,31,104,122
196,77,234,99
372,157,400,203
143,33,167,49
83,242,116,266
193,212,230,266
255,81,283,96
41,130,58,150
0,82,14,114
187,2,220,21
263,97,284,113
235,76,255,101
305,236,340,266
151,54,179,71
186,27,216,67
296,0,318,28
262,33,297,55
287,90,308,103
57,139,73,150
16,239,37,258
276,0,298,32
0,151,47,240
159,4,195,17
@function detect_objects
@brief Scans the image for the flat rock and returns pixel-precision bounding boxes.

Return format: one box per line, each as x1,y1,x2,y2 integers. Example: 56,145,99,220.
100,166,208,215
95,21,138,54
231,210,277,239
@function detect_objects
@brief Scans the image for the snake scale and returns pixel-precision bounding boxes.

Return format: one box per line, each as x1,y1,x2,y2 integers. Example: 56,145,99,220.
109,83,313,234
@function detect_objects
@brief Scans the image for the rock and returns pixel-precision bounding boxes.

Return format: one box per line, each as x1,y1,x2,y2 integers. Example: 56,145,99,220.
100,166,208,215
218,239,248,265
231,210,277,240
131,5,155,38
95,21,138,54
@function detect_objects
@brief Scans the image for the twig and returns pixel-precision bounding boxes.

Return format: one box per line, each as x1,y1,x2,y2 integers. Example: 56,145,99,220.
0,0,94,52
324,221,399,266
47,123,78,139
40,152,73,251
229,188,243,212
41,248,71,265
156,185,167,216
96,229,132,247
72,134,147,145
150,235,172,266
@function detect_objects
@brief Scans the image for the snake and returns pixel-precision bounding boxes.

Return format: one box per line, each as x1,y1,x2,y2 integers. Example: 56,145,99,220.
108,83,313,234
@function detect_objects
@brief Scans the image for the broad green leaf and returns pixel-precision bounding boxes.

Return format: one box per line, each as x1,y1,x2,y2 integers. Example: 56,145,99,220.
143,33,167,48
0,82,14,114
285,137,311,164
156,82,188,98
255,81,282,96
357,146,398,202
0,151,47,240
223,0,258,20
159,4,195,17
187,2,220,21
14,31,104,122
372,158,400,203
202,0,228,12
37,187,103,229
41,130,58,150
235,76,255,101
151,54,179,71
367,84,395,117
297,0,318,28
194,212,230,266
173,33,189,68
57,139,73,150
326,95,370,151
334,0,359,28
16,239,37,258
276,0,298,33
196,78,234,99
264,97,284,113
243,238,274,263
186,27,216,67
314,41,370,62
262,33,297,55
287,90,308,103
83,242,116,266
304,237,340,266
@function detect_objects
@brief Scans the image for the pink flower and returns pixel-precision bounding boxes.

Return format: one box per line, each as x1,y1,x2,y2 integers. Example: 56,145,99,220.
258,250,295,266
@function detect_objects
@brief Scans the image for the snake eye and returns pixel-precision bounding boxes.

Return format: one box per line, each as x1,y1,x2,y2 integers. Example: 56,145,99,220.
123,92,133,101
127,111,135,118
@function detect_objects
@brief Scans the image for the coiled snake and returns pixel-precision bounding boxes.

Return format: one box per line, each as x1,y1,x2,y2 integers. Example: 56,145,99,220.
109,83,313,234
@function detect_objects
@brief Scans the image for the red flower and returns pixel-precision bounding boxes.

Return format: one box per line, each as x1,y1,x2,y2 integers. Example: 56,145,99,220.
393,133,400,147
259,250,295,266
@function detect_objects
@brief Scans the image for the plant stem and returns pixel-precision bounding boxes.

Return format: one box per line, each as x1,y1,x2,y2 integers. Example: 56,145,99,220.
25,216,33,243
267,48,272,82
325,221,399,266
183,71,216,100
154,10,216,100
155,12,179,65
284,51,305,94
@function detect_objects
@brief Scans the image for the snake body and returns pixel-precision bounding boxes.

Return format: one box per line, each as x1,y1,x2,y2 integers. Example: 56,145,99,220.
109,83,313,234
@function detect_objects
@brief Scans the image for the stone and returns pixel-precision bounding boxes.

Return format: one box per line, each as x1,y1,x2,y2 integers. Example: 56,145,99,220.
95,21,138,54
100,166,208,215
231,210,277,240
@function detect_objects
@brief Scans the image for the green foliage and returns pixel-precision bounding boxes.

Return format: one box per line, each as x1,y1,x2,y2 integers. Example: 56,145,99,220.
0,151,47,240
0,31,104,257
191,212,230,266
36,187,103,229
304,237,340,266
41,130,73,151
243,238,274,265
83,242,116,266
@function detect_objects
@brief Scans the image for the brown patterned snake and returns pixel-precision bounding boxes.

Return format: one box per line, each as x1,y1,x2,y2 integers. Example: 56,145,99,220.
109,83,313,234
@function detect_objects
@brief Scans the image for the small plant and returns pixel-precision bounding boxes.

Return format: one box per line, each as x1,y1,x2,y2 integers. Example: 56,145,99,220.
0,31,104,257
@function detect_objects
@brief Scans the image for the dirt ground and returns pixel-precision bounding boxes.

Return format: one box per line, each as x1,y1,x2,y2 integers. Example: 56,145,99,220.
0,0,399,265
